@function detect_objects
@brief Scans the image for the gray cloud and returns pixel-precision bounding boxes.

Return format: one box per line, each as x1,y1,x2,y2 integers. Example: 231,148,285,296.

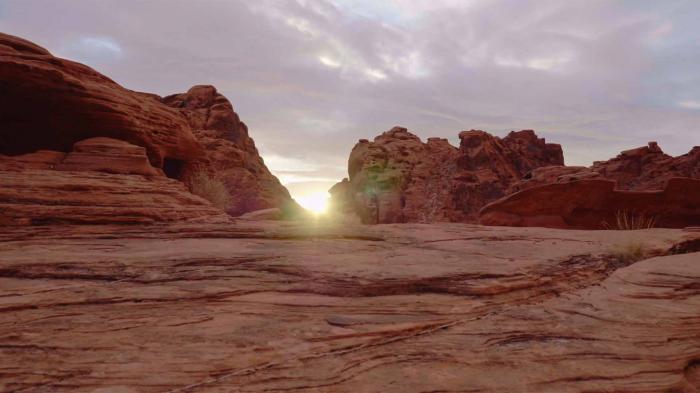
1,0,699,196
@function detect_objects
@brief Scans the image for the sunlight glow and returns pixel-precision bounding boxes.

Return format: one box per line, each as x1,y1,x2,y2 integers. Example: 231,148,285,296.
296,192,330,214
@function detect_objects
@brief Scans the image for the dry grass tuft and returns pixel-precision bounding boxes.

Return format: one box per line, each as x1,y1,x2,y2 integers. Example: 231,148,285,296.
186,171,231,210
602,209,656,230
611,241,650,264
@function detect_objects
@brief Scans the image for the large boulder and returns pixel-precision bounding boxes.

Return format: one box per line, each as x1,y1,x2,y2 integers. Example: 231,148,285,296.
480,177,700,229
330,127,563,223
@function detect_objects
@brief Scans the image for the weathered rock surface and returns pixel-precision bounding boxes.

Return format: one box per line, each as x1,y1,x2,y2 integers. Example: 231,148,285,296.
0,33,200,166
0,32,294,217
480,177,700,229
0,222,698,392
0,138,229,225
330,127,563,223
511,141,700,193
162,86,297,216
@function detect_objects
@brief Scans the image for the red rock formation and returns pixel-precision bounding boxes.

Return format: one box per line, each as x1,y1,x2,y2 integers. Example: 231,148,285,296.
0,138,229,225
511,142,700,193
330,127,563,223
480,177,700,229
0,32,295,219
0,33,200,167
162,86,297,216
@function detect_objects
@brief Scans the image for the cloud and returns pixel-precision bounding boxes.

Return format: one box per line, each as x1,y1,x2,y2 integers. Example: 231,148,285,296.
1,0,699,199
58,36,123,63
678,100,700,110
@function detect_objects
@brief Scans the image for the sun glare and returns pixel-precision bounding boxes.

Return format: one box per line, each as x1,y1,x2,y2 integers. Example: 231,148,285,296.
296,192,329,215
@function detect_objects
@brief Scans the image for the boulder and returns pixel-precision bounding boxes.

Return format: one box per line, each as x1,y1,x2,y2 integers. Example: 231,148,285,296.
330,127,563,223
479,177,700,229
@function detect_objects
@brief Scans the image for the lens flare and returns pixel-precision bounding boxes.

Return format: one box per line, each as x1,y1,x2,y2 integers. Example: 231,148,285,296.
296,192,329,214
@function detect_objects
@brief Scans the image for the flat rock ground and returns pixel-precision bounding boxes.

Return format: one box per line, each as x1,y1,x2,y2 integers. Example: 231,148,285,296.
0,222,699,393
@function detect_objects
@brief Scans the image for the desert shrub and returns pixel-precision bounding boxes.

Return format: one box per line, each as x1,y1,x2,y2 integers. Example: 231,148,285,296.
611,241,650,264
186,171,230,210
602,209,656,230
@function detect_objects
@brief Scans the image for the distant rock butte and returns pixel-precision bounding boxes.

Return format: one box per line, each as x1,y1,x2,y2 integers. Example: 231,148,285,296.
330,126,563,223
0,32,295,224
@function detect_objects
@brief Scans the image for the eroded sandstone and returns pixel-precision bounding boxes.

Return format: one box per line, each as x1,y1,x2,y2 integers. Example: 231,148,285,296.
330,127,563,223
0,222,698,392
0,32,295,218
480,177,700,229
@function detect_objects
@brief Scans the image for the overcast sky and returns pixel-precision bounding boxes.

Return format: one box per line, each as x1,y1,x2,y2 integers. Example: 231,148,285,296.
2,0,699,198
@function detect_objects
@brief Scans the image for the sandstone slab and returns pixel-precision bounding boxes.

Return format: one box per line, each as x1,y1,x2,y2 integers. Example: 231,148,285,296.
0,222,698,392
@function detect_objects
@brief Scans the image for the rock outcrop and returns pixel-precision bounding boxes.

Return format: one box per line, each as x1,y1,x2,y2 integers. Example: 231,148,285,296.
511,141,700,193
480,177,700,229
0,32,295,221
0,33,200,166
0,138,229,225
1,220,698,391
162,86,296,215
330,127,563,223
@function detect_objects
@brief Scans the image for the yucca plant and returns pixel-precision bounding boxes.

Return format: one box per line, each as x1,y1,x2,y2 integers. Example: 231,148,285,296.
602,209,656,230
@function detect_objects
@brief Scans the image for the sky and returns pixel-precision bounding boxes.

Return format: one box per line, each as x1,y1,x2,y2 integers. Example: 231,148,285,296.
2,0,699,202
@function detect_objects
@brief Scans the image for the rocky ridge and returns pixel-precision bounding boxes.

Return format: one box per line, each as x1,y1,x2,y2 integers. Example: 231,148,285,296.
481,177,700,229
330,127,563,224
510,141,700,193
0,32,295,223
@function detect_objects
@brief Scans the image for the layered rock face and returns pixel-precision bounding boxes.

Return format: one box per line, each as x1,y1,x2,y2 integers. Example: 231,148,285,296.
0,32,294,221
485,142,700,229
481,177,700,229
0,33,200,166
0,138,229,225
162,86,295,215
330,127,563,223
511,141,700,193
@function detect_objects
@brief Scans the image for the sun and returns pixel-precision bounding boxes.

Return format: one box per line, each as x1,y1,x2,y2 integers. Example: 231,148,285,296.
296,192,330,215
